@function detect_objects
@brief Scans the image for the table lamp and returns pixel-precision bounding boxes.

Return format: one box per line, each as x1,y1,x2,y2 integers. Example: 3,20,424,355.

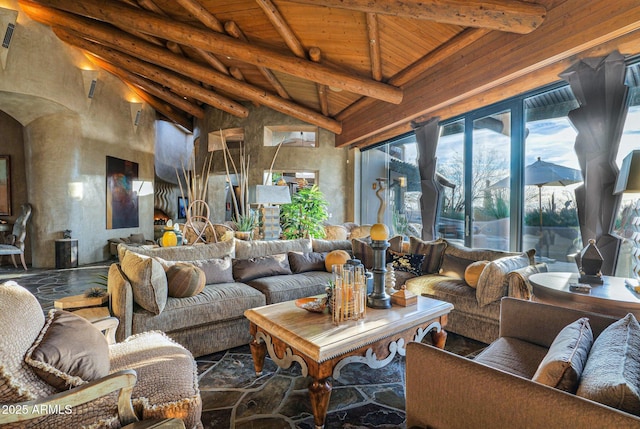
614,150,640,279
255,185,291,240
367,223,391,308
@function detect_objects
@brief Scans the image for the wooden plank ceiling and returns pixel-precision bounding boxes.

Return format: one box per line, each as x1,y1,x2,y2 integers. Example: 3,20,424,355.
19,0,551,144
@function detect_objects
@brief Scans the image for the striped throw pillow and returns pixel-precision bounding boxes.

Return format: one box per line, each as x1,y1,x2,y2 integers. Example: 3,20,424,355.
166,263,206,298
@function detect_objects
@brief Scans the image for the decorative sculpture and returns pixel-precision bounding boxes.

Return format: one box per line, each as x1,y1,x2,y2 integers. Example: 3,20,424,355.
367,223,391,309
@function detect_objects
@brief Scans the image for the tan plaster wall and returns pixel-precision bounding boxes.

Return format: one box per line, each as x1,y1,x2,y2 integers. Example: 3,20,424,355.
0,1,155,267
200,104,351,224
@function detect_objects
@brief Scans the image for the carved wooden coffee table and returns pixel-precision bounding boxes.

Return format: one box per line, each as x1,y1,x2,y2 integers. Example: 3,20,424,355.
244,295,453,429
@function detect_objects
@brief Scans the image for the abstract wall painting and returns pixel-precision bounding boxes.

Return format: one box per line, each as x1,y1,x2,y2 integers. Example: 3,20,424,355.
106,156,139,229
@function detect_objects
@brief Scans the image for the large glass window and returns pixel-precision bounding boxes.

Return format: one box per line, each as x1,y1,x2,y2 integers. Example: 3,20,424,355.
523,87,581,271
360,134,421,239
436,120,465,244
364,59,640,278
614,62,640,278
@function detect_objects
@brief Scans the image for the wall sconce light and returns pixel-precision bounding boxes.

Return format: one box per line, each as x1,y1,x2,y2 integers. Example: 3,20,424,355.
67,182,84,201
129,102,143,128
0,7,18,70
80,69,98,100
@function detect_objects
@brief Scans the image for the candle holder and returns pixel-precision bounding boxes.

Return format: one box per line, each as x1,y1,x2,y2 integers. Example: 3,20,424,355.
367,223,391,309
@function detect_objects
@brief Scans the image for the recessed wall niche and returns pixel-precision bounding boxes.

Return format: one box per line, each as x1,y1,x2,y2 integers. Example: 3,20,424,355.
264,125,318,147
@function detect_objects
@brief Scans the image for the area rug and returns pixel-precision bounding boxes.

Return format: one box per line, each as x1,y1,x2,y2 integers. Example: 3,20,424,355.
197,333,486,428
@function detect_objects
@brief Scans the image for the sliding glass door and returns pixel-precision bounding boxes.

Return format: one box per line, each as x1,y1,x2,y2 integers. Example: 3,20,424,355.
469,111,512,250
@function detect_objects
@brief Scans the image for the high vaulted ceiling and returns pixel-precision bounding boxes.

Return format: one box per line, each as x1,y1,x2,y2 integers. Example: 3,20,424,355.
17,0,640,148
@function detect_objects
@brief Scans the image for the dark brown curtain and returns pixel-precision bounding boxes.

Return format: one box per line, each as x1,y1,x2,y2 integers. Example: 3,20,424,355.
560,51,628,275
413,117,442,241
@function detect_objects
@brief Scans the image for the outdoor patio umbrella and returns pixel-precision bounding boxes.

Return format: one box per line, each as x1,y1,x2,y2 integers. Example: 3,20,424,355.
491,157,583,228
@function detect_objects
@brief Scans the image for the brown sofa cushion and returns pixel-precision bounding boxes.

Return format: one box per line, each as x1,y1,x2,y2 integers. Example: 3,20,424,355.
233,254,292,282
577,313,640,415
25,310,110,391
352,235,403,269
288,251,327,273
440,253,476,280
409,237,447,274
533,317,593,393
166,263,206,298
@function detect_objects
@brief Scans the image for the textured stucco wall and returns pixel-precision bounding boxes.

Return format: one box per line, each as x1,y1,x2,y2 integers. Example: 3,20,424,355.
199,104,350,224
0,1,155,267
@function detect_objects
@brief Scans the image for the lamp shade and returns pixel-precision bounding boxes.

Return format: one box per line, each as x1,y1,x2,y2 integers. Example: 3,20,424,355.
255,184,291,205
614,150,640,194
370,223,389,241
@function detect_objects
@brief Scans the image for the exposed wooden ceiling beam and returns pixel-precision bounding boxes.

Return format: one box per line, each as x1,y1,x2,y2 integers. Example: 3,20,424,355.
256,0,306,58
89,57,205,119
21,2,342,133
23,0,402,104
282,0,546,34
336,0,640,147
366,13,382,81
174,0,224,33
224,20,291,99
336,28,490,121
309,47,329,116
55,29,249,118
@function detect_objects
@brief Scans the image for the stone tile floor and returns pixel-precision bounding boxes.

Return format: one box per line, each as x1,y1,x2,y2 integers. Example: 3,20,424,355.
0,262,487,428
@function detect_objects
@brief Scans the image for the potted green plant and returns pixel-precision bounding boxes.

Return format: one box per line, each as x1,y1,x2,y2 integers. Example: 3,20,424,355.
233,211,257,240
280,185,329,239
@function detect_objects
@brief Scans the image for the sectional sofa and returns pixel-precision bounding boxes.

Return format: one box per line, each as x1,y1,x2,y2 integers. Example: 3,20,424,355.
108,235,545,357
108,238,351,357
402,237,547,344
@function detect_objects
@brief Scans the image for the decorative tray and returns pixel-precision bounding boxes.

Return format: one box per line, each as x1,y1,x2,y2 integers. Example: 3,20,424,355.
295,297,326,313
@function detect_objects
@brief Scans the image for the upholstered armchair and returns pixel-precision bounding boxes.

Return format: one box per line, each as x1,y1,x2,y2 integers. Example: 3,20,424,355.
0,281,202,428
0,203,31,270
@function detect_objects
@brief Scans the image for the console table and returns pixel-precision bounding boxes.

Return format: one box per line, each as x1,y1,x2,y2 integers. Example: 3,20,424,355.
530,272,640,318
245,295,452,429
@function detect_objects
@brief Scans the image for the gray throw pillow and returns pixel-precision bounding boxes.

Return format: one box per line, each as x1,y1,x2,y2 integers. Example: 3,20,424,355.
533,317,593,393
439,253,476,280
475,253,530,307
576,313,640,415
120,249,168,314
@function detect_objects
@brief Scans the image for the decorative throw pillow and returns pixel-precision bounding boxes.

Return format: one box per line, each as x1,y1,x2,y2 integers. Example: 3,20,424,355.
352,235,404,270
464,260,490,288
25,310,110,391
120,249,168,314
233,254,292,282
439,253,476,280
352,237,374,269
191,256,234,284
166,263,206,298
576,313,640,415
476,253,530,307
409,237,448,274
533,317,593,393
325,249,351,272
389,251,425,277
288,251,327,273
